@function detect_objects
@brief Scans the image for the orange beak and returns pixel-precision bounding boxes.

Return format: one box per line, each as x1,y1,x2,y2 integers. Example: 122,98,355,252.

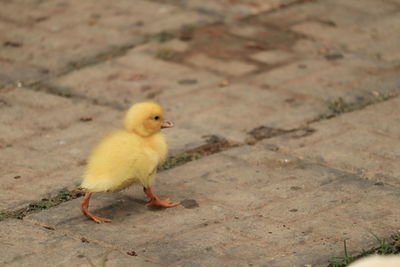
161,120,174,129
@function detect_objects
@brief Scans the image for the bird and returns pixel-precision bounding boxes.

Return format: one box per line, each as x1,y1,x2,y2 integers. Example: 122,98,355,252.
80,101,179,223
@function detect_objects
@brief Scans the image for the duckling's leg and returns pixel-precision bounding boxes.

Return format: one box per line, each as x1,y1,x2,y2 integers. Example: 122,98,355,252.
80,192,112,223
144,187,179,208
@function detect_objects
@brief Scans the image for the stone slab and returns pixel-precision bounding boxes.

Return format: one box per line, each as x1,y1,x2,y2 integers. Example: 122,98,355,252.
0,219,151,266
264,96,400,187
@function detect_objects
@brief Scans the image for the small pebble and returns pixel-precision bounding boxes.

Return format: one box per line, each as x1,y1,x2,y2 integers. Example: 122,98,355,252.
127,250,138,256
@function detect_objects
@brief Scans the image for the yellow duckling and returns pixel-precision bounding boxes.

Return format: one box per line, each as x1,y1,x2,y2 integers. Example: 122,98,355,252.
80,101,179,223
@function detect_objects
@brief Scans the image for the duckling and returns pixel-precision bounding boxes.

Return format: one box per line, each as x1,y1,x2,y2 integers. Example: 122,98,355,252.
80,101,179,223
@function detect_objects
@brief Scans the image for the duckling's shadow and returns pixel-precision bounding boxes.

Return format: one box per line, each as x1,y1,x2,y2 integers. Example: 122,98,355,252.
90,193,166,221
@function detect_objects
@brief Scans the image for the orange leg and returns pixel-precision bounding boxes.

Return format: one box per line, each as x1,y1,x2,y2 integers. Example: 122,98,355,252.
80,192,111,223
144,187,179,208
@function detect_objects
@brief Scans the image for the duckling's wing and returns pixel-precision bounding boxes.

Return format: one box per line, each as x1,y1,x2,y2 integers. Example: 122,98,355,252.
81,130,155,192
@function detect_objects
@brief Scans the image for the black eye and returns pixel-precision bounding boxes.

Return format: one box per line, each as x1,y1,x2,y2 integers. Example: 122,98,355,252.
154,116,160,121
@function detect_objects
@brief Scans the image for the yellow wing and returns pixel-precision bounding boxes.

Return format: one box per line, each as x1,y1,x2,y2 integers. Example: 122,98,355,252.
81,130,167,192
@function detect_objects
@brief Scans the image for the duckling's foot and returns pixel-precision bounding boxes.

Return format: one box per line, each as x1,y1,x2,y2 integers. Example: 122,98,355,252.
89,215,112,224
81,192,112,223
146,198,180,208
144,187,180,208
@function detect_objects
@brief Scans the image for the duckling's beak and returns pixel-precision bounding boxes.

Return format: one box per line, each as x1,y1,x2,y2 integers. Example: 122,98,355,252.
161,120,174,129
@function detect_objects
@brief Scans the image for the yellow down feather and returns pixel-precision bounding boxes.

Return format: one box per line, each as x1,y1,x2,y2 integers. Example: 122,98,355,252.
80,102,168,192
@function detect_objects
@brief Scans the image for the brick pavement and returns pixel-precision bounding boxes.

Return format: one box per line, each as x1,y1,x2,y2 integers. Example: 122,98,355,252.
1,0,400,266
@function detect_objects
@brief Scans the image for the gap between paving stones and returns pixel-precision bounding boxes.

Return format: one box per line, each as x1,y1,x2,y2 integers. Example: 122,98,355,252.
28,82,127,111
311,91,399,123
147,0,316,20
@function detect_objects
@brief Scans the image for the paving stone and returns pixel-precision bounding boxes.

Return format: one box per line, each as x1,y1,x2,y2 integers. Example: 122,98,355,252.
259,1,328,28
360,35,400,62
267,97,400,186
0,89,124,210
0,219,151,267
291,21,375,51
262,0,400,65
48,52,223,107
138,224,244,264
362,13,400,38
170,0,297,20
249,59,333,88
261,0,381,34
160,83,309,140
0,22,137,83
229,24,267,39
186,54,258,76
34,0,208,34
277,65,381,102
250,50,295,65
329,0,399,16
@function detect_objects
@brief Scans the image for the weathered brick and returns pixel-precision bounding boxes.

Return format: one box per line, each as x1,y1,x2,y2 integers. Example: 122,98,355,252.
0,219,150,266
292,21,374,51
250,50,294,65
186,54,257,76
330,0,399,16
249,59,332,88
49,52,222,107
270,97,400,186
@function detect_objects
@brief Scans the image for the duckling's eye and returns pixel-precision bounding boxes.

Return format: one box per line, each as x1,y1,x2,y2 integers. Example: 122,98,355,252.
154,116,160,121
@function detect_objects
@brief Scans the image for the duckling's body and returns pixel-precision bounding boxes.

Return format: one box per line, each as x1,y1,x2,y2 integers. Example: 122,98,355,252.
81,129,167,192
80,101,178,223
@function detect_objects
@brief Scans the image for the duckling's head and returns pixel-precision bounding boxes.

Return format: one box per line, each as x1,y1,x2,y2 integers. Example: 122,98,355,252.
124,101,174,137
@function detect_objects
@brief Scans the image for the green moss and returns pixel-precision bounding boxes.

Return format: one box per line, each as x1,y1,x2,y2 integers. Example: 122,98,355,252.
156,48,176,60
30,82,73,98
159,153,202,171
316,92,397,122
152,31,175,43
0,189,83,222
